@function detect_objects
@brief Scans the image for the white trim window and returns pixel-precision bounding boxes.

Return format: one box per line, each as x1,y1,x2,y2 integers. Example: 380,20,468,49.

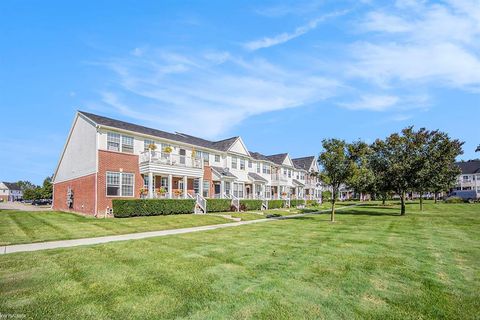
215,154,221,162
107,132,134,153
203,180,210,197
232,157,238,169
240,158,245,170
144,139,156,151
256,162,261,174
107,132,121,151
233,182,244,198
106,172,134,197
248,160,253,169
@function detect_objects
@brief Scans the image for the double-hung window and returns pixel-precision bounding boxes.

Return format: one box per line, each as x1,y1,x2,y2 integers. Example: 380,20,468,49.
248,161,253,169
144,139,156,151
107,132,134,153
215,154,221,162
232,157,238,169
256,163,261,173
107,133,121,151
106,172,134,197
240,158,245,170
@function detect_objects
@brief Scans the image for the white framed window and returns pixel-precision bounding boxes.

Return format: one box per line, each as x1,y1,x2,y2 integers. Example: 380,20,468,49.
215,154,221,162
107,132,121,151
233,182,244,198
232,157,238,169
122,136,134,153
106,172,134,197
288,170,292,178
248,160,253,169
193,178,200,194
265,185,271,199
144,139,156,151
240,158,245,170
203,180,210,197
256,163,261,174
225,181,231,196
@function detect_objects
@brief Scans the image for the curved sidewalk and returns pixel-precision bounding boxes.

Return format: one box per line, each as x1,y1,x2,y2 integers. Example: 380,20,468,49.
0,205,357,255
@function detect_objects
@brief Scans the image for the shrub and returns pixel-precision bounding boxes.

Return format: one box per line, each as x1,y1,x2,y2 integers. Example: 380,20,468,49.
112,199,195,218
290,199,306,207
268,200,284,209
239,200,262,211
445,197,464,204
321,190,332,200
206,199,232,212
306,200,320,207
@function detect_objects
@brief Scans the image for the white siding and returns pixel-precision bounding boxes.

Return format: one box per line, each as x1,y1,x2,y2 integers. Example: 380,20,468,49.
54,115,97,183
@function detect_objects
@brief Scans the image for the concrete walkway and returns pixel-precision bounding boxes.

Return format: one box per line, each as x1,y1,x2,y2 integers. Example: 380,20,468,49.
0,205,358,255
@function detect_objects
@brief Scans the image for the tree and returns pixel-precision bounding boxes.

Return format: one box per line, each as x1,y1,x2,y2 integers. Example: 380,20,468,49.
347,141,375,201
41,176,53,199
372,127,425,216
476,145,480,152
318,139,354,222
369,142,394,205
16,180,37,191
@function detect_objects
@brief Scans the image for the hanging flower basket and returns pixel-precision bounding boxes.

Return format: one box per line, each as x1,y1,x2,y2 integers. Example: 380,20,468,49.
148,143,157,150
163,146,173,154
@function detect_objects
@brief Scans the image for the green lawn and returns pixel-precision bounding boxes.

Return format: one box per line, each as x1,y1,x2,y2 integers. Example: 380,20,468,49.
1,202,479,319
0,210,231,245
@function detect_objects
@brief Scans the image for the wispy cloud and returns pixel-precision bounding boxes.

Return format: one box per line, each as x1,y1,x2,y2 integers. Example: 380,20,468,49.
338,94,399,111
244,11,348,51
350,0,480,90
95,50,341,138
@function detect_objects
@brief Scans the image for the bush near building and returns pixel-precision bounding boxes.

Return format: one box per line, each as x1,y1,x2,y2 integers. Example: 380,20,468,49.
112,199,195,218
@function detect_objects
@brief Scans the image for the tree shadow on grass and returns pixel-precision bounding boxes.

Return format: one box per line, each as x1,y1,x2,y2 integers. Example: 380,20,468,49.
337,208,402,216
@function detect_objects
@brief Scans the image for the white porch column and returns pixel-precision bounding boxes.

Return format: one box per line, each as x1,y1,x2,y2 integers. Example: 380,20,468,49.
252,184,256,199
199,177,204,197
183,175,188,198
168,174,173,198
261,184,265,199
220,180,225,197
148,172,154,199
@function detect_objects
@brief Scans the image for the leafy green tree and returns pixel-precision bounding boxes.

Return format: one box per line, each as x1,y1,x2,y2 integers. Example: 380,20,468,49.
41,176,53,199
369,142,394,205
318,139,354,222
16,180,37,191
347,141,375,201
372,127,425,216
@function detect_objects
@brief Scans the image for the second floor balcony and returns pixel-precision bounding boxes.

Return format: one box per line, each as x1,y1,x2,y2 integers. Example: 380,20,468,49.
139,151,204,175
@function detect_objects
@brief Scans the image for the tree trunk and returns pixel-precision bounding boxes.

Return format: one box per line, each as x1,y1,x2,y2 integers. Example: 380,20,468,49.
331,190,336,222
400,191,406,216
434,192,438,204
419,192,423,211
381,193,386,205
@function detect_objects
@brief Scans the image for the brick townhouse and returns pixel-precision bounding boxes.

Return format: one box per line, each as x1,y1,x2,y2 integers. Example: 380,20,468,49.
53,111,322,216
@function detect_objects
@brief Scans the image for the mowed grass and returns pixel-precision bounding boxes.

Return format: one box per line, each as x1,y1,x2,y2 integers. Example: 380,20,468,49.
1,202,479,319
0,210,231,245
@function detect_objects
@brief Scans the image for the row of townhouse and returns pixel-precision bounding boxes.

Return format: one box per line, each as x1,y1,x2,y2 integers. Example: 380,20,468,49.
453,160,480,196
52,111,322,216
0,182,23,202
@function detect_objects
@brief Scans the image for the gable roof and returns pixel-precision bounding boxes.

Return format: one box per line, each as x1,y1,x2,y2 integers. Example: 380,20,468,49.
249,151,271,162
456,160,480,174
79,111,237,152
292,156,315,171
2,182,21,190
210,166,238,179
266,153,288,165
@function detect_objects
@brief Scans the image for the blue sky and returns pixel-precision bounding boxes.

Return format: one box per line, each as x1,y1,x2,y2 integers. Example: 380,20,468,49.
1,0,479,185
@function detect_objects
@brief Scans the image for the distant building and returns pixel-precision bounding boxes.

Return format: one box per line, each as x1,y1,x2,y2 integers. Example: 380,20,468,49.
0,182,23,202
454,160,480,197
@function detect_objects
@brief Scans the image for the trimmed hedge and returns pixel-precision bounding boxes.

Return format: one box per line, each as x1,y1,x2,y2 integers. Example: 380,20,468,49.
112,199,195,218
306,200,320,207
239,200,263,211
290,199,306,207
206,199,232,212
268,200,284,209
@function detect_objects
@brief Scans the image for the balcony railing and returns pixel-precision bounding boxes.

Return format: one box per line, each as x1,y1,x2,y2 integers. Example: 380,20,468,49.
140,151,203,169
271,174,288,182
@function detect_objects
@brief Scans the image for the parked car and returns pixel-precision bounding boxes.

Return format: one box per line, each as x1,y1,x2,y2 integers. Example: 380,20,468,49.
447,190,478,203
22,199,33,204
32,199,52,206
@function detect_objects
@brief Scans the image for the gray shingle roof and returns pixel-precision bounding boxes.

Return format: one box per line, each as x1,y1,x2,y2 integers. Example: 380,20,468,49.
292,179,305,187
2,182,21,190
247,172,268,183
249,151,271,162
210,166,238,179
456,160,480,174
266,153,288,165
79,111,238,152
292,156,315,170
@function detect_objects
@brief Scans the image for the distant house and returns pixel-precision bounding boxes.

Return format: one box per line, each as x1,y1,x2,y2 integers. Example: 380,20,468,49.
454,160,480,196
0,182,23,202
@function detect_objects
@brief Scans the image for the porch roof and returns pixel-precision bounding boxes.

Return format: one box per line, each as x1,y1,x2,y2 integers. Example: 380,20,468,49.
211,166,238,180
247,172,268,183
292,179,305,187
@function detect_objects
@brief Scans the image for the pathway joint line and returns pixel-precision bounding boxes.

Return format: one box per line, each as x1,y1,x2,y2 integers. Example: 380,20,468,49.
1,204,359,255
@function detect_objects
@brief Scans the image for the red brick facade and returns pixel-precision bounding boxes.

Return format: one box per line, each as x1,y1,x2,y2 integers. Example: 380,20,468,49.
203,165,215,197
53,173,96,215
97,150,143,215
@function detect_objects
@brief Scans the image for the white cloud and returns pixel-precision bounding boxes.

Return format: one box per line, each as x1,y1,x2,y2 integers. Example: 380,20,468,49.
244,11,348,51
338,95,399,111
98,50,341,138
352,0,480,91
